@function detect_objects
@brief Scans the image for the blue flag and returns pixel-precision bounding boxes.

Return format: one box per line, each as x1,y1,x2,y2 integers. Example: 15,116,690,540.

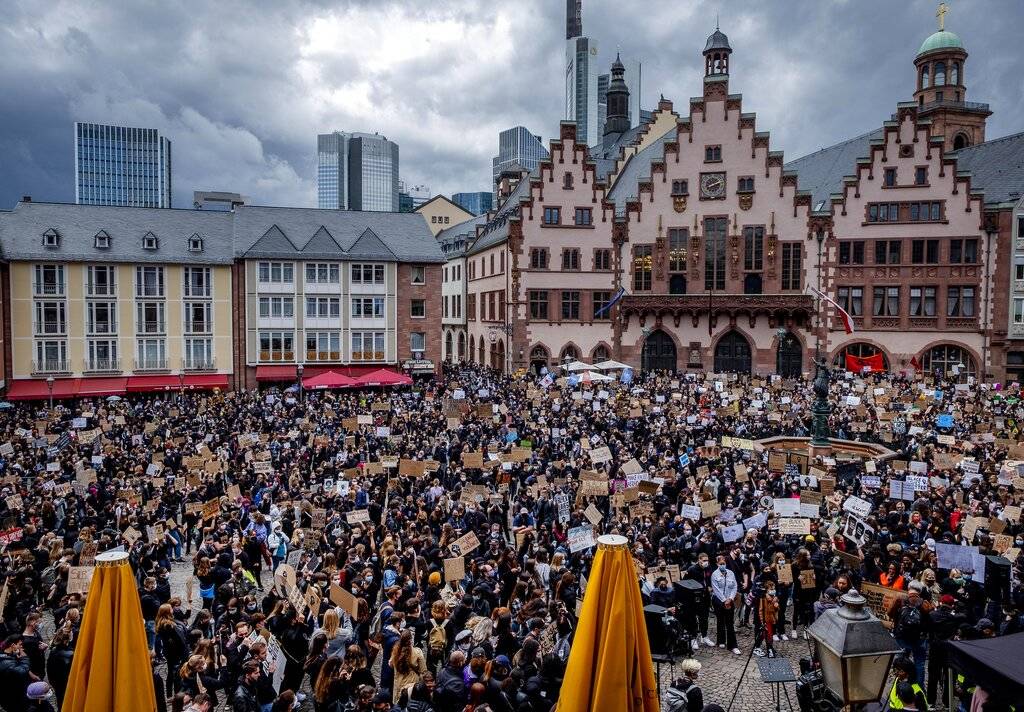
594,286,627,317
567,374,579,387
620,367,633,384
678,453,690,468
937,413,954,428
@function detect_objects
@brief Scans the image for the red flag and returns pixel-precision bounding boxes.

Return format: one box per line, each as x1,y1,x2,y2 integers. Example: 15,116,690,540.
910,355,922,371
845,353,885,373
808,287,855,334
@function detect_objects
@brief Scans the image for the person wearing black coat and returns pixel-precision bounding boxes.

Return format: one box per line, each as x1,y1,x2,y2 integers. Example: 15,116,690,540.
521,654,563,712
231,662,262,712
0,635,33,712
432,651,467,712
44,637,73,709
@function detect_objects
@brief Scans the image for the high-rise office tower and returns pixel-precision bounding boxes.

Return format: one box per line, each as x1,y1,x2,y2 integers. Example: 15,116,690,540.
317,131,400,211
565,2,599,146
74,122,172,208
491,127,549,185
452,192,493,216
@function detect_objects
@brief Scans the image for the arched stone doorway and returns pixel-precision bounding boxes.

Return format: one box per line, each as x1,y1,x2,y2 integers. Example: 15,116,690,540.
458,332,466,361
715,331,752,373
641,330,677,372
776,332,803,378
493,339,506,373
922,343,976,380
445,331,454,362
530,345,549,375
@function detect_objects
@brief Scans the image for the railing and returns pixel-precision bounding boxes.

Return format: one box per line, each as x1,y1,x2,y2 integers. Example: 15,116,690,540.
619,292,814,317
32,359,70,374
1010,322,1024,338
305,351,341,362
258,351,295,362
920,99,990,113
135,357,169,371
85,358,121,373
182,357,216,371
138,321,166,334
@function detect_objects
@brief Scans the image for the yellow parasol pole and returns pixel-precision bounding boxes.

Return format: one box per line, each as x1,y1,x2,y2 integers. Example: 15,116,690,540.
557,534,660,712
62,551,157,712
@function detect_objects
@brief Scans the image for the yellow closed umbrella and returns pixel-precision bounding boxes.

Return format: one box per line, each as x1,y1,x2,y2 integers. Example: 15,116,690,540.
62,551,156,712
557,534,659,712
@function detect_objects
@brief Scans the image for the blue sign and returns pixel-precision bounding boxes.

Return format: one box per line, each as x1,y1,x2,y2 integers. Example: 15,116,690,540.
678,453,690,467
937,413,954,429
621,367,633,384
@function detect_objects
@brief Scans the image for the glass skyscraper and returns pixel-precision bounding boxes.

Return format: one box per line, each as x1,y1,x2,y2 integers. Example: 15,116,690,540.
74,122,172,208
452,192,493,216
317,131,399,211
491,127,549,184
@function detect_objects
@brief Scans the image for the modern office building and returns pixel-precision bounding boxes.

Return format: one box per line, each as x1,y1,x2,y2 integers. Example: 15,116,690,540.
317,131,400,212
565,1,599,146
398,181,431,212
74,122,172,208
491,127,548,187
452,192,493,216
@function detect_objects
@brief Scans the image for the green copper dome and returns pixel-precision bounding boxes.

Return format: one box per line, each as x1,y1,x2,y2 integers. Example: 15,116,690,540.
918,30,963,56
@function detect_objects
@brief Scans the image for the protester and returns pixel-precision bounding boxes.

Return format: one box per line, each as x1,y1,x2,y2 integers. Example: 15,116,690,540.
0,362,1019,712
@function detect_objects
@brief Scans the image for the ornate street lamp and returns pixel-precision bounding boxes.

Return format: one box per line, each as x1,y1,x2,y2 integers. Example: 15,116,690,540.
46,376,55,411
810,354,832,447
807,590,902,709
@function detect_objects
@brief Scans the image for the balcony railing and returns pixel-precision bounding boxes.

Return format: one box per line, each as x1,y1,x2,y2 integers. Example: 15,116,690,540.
135,357,169,371
85,358,121,373
1010,322,1024,338
32,359,70,374
920,99,991,114
619,293,814,318
258,351,295,362
306,351,341,362
137,321,166,334
182,357,216,371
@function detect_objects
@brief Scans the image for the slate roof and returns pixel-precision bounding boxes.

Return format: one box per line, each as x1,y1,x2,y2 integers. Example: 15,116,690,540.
591,124,647,180
605,126,678,213
232,205,443,262
0,202,445,264
466,174,533,256
952,131,1024,205
784,129,883,210
0,201,235,264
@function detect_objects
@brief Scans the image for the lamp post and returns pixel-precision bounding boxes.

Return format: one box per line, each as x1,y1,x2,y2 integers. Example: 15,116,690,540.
810,227,831,448
46,376,54,411
178,372,185,404
296,364,304,402
807,590,902,710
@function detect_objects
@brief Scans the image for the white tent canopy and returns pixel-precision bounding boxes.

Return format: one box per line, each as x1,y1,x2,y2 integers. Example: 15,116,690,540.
593,360,631,371
579,371,614,383
562,360,595,372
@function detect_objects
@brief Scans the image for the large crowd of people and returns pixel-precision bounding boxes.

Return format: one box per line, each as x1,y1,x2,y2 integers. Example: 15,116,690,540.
0,361,1020,712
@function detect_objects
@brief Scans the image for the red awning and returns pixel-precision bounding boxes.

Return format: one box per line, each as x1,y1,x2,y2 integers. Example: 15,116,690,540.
77,377,128,398
125,375,183,393
184,374,229,390
303,371,358,389
6,378,82,401
255,365,299,381
355,368,413,387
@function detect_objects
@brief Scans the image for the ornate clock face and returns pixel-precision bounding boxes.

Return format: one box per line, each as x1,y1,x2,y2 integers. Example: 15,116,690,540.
700,172,726,199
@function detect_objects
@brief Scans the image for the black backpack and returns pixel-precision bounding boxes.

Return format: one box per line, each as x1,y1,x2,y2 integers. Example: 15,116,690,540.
894,604,922,642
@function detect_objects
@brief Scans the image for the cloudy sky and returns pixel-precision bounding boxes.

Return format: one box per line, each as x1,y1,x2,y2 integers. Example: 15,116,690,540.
2,0,1023,210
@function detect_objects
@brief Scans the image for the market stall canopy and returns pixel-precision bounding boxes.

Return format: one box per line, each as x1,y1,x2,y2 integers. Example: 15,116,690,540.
562,360,595,372
302,370,358,390
593,360,631,371
946,632,1024,703
355,368,413,387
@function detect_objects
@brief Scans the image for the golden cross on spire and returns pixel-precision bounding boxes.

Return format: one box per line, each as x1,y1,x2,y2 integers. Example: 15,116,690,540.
937,2,949,31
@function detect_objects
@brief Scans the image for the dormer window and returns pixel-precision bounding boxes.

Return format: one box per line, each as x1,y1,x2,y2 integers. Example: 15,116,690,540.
42,229,59,248
142,232,158,250
188,234,204,252
94,230,111,249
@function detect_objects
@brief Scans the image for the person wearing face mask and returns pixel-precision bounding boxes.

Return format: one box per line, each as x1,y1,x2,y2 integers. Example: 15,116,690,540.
710,555,740,654
685,554,714,647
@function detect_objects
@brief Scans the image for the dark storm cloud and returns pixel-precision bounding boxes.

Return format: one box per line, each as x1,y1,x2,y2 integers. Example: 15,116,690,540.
1,0,1022,210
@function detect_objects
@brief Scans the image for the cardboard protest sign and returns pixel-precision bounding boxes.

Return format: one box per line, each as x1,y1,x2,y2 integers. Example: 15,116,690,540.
567,525,596,553
444,557,466,582
346,509,371,525
449,531,480,557
778,518,811,536
589,446,612,464
67,566,95,595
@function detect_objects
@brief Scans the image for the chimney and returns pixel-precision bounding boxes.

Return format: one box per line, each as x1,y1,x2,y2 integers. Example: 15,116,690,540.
21,195,32,203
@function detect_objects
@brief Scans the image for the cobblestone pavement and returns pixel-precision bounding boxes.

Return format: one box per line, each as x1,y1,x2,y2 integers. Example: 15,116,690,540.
654,620,811,712
162,561,811,711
